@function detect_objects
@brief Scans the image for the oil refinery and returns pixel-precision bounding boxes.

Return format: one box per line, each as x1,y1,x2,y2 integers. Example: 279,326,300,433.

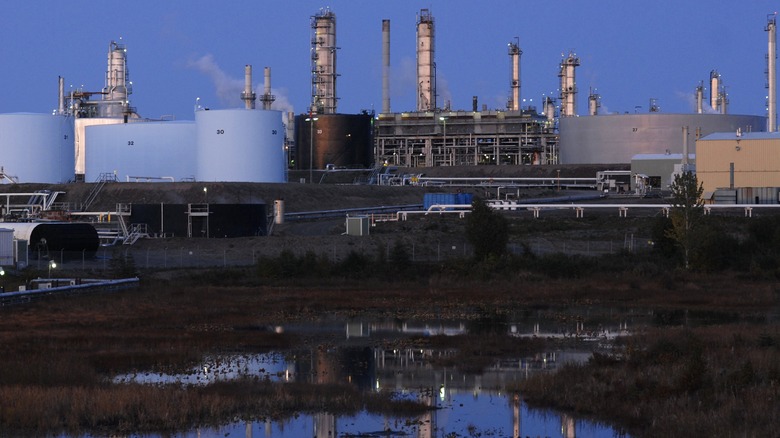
0,8,777,184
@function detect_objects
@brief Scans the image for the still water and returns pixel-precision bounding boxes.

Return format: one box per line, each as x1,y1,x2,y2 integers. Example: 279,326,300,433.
112,310,640,437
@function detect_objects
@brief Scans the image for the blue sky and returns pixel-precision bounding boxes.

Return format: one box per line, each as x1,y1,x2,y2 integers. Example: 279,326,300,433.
1,1,778,120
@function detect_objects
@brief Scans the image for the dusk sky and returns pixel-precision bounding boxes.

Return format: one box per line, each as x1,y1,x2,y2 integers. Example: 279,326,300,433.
1,1,778,120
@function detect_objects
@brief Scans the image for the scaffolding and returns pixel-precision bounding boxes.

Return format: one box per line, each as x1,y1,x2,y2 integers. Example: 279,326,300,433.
375,109,558,167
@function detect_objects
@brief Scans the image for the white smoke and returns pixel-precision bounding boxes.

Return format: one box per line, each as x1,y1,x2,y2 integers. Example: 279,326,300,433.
676,89,719,114
188,54,244,106
188,54,294,113
262,86,295,113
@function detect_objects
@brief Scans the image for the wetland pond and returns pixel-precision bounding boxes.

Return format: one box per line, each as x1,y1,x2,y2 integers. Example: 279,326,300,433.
106,306,667,437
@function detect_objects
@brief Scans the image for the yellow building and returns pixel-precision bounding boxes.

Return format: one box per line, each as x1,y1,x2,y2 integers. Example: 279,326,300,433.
696,132,780,203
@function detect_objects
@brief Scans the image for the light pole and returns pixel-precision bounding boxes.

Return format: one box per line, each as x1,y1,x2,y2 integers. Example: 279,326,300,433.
48,260,56,278
305,116,319,183
439,116,447,165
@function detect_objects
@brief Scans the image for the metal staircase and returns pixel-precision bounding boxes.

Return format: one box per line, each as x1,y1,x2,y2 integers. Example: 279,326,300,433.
82,172,117,212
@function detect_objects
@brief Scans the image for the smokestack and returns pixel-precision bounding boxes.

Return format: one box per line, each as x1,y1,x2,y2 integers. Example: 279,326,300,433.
472,96,478,112
682,126,690,168
767,13,777,131
508,38,521,111
58,76,65,115
558,52,580,117
260,66,275,110
241,65,256,109
382,19,391,114
695,82,704,114
416,9,435,112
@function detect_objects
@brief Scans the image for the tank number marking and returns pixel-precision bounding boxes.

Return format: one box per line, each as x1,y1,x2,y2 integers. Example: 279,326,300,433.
127,141,134,146
317,129,323,134
63,135,68,140
216,129,225,134
632,128,638,132
272,130,277,135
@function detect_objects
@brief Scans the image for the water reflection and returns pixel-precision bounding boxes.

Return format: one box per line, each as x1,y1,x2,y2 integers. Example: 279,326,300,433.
114,315,632,437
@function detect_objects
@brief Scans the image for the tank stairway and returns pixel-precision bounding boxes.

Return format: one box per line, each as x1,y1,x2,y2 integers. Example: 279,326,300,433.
82,172,117,212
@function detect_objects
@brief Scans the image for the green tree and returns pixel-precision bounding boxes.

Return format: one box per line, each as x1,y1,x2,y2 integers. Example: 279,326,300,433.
466,197,509,260
666,171,704,269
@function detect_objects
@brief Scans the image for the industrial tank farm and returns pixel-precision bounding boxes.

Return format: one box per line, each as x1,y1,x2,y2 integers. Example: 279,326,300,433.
559,113,766,164
196,109,286,183
0,113,74,183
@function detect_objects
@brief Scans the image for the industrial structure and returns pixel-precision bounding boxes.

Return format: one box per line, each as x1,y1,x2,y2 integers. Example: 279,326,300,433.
374,9,558,167
311,8,338,115
696,131,780,202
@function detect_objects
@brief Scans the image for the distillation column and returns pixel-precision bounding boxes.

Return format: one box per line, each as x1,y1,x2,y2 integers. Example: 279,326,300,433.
311,8,338,114
416,9,435,112
241,65,256,109
508,38,521,111
767,13,777,132
382,19,391,114
588,88,600,116
102,40,132,118
709,70,720,112
558,52,580,117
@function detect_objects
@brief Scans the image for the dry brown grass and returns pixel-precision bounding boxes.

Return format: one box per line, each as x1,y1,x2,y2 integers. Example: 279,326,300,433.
0,269,776,436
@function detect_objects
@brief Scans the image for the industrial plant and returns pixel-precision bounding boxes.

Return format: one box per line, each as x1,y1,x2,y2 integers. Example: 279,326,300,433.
0,7,779,271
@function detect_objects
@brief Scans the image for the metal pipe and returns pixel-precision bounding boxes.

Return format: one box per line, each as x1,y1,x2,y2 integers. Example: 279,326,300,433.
768,13,777,131
682,126,689,167
382,19,391,114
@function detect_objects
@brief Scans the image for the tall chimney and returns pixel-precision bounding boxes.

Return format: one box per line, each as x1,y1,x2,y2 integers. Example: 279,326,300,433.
241,65,256,109
382,19,391,114
416,9,435,112
58,76,65,115
767,13,777,132
508,38,521,111
260,66,276,110
682,126,690,168
695,82,704,114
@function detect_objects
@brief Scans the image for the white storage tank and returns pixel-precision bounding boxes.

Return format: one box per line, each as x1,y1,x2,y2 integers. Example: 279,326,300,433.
0,113,74,183
196,109,285,182
85,121,197,182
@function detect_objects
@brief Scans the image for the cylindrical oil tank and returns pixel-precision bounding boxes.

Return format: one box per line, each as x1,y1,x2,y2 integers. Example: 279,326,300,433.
0,113,74,183
196,109,285,182
559,113,766,164
85,121,197,182
294,113,373,170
